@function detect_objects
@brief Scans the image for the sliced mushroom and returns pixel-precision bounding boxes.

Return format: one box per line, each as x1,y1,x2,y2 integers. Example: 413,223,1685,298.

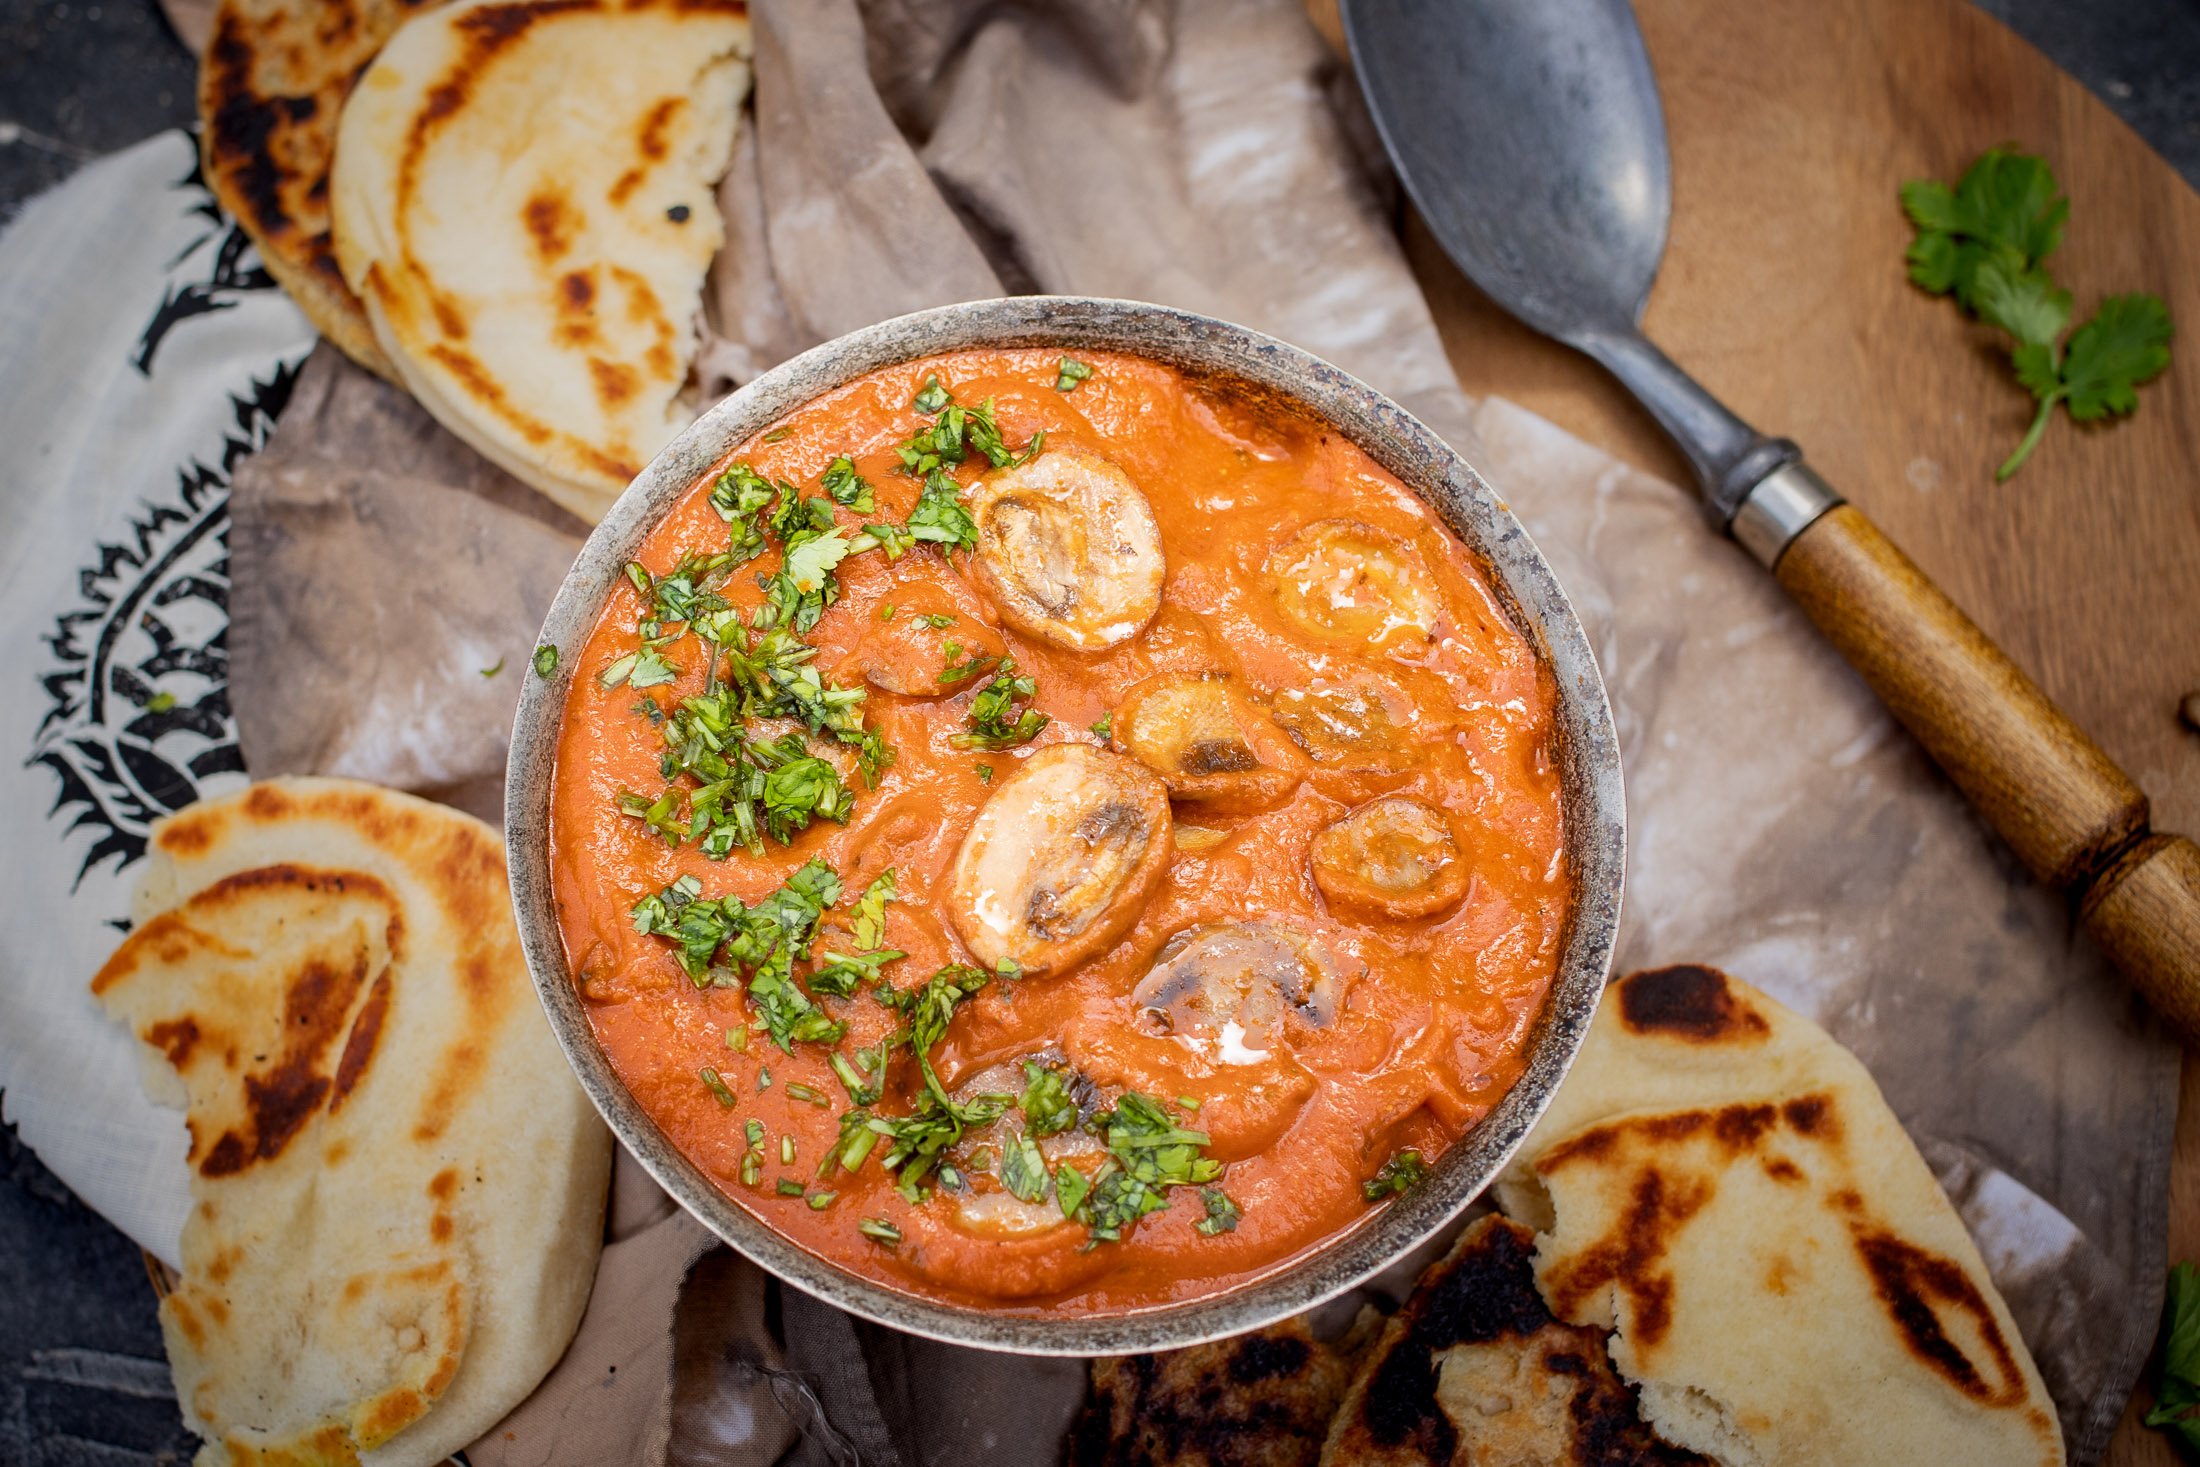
1266,519,1442,649
837,581,1008,695
1310,795,1469,918
1270,671,1417,769
1111,672,1307,812
946,744,1173,976
1131,921,1341,1054
967,448,1166,652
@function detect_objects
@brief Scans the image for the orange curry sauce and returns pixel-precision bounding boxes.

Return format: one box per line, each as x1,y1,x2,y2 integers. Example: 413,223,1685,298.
550,348,1569,1313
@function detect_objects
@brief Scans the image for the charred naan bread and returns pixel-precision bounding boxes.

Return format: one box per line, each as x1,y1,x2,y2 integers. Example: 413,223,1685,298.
96,778,613,1467
198,0,441,377
1070,1317,1360,1467
1494,965,2064,1467
330,0,752,522
1320,1215,1701,1466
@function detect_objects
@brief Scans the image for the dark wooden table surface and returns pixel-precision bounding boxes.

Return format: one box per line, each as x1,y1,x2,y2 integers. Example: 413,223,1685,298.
3,1,2197,1461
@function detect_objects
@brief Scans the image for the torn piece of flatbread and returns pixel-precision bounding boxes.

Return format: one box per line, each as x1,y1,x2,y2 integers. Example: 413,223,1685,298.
198,0,445,377
330,0,752,523
95,777,613,1466
1320,1214,1703,1466
1070,1316,1363,1467
1494,964,2065,1467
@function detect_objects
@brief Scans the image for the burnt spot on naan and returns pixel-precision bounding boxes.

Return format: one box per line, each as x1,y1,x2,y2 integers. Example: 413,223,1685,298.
523,184,582,260
607,96,685,204
94,864,405,1177
1072,1315,1354,1467
1615,965,1769,1044
197,0,438,371
1323,1216,1707,1466
1852,1226,2029,1408
1534,1096,1844,1352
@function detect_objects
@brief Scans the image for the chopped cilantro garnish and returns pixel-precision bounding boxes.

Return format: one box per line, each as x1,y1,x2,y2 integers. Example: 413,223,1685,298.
726,1025,748,1053
1055,1163,1091,1219
1363,1148,1430,1202
763,426,792,443
1089,711,1113,741
975,763,993,784
820,456,875,512
746,1118,766,1147
914,612,959,631
829,1048,883,1106
533,645,560,678
879,603,897,621
1195,1187,1242,1236
913,373,950,414
740,1151,763,1186
953,663,1049,749
903,471,979,553
859,1218,903,1245
758,1067,772,1090
1020,1061,1078,1138
776,1178,805,1197
700,1068,738,1108
629,860,846,1051
708,462,781,562
478,657,505,679
780,1134,797,1164
807,1191,837,1210
1065,1091,1223,1243
1002,1133,1051,1203
784,1083,830,1108
1054,357,1093,392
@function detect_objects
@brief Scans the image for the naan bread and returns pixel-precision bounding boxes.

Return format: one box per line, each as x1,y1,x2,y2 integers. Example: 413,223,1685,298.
198,0,440,377
330,0,752,523
1494,965,2064,1467
1320,1215,1701,1466
96,778,613,1466
1071,1316,1363,1467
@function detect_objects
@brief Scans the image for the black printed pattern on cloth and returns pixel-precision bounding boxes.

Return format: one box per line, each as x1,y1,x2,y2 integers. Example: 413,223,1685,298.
28,149,299,886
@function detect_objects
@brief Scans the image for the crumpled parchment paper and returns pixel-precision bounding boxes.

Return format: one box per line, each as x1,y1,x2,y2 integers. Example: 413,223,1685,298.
203,0,2176,1461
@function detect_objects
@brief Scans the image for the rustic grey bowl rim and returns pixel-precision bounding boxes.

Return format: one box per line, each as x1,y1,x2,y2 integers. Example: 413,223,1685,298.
506,295,1625,1357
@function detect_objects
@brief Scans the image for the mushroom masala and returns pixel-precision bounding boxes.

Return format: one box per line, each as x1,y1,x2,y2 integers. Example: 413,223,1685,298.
549,349,1570,1313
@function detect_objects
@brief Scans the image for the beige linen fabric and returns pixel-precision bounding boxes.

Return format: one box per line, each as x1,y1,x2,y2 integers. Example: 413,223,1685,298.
185,0,2172,1462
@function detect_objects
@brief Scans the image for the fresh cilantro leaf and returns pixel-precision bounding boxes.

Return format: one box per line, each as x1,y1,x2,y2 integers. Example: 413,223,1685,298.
914,373,950,414
859,1217,902,1245
1971,256,2070,348
1089,711,1113,741
1997,291,2174,480
1903,149,2173,482
631,860,847,1051
627,648,680,689
478,657,505,679
1194,1187,1241,1236
1054,357,1093,392
533,645,559,677
1020,1061,1078,1138
700,1068,738,1108
2061,292,2176,420
1362,1148,1430,1202
914,612,959,631
1899,147,2067,311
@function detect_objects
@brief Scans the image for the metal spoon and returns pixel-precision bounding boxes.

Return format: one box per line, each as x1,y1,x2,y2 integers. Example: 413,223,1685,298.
1338,0,2200,1034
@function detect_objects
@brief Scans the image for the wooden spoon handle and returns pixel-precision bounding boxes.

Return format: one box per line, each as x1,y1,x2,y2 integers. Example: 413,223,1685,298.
1773,502,2200,1038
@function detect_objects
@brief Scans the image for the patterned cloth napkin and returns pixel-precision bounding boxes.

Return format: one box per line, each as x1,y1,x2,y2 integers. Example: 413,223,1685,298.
0,1,2175,1463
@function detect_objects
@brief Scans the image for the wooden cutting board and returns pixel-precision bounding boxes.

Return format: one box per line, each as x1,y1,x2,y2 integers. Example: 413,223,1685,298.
1357,0,2200,1460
